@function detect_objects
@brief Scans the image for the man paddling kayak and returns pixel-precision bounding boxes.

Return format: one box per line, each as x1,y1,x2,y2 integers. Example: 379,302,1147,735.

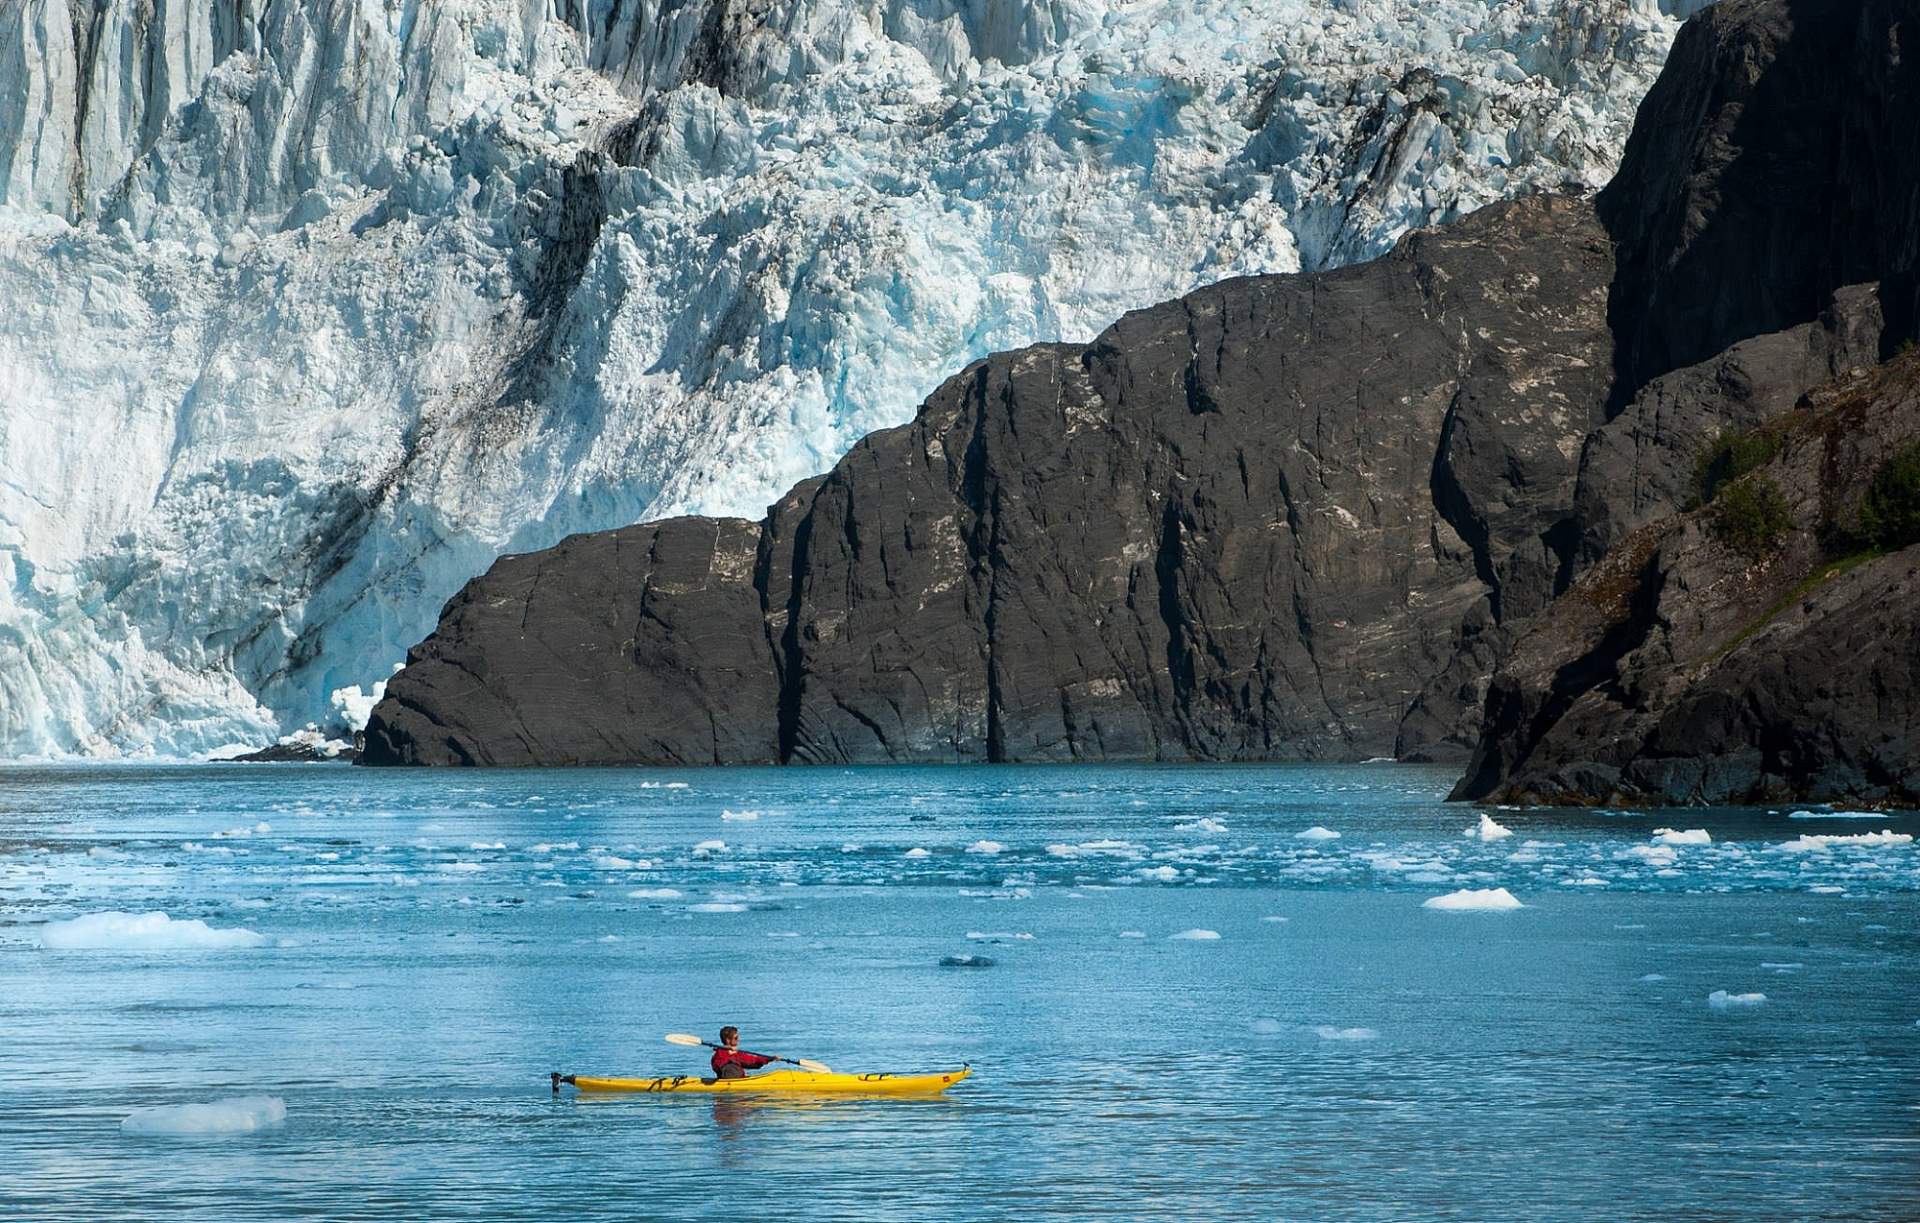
710,1026,779,1079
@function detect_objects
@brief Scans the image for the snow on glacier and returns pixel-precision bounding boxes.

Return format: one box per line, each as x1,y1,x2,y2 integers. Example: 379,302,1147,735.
0,0,1695,756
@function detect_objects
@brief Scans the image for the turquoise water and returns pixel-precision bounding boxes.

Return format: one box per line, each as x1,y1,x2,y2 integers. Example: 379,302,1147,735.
3,764,1917,1220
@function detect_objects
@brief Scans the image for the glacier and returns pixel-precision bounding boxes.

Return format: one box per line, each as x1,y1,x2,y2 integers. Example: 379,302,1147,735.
0,0,1703,758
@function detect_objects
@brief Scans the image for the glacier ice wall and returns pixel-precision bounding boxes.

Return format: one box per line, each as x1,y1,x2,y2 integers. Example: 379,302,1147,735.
0,0,1696,757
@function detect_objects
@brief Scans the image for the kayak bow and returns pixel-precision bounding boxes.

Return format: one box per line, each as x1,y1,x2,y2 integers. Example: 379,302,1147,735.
552,1067,971,1096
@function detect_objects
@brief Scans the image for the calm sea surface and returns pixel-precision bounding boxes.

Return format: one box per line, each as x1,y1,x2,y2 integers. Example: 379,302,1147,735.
2,763,1916,1220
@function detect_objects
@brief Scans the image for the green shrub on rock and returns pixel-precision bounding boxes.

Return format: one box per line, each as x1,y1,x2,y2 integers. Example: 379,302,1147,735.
1690,427,1782,508
1709,477,1792,558
1859,441,1920,549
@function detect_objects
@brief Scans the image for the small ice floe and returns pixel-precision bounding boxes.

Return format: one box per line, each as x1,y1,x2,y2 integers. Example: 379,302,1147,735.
441,861,484,873
122,1096,285,1135
38,912,267,950
965,930,1033,942
1708,990,1766,1009
1295,827,1340,841
591,855,636,870
1045,844,1079,857
1168,929,1221,940
1639,973,1667,982
692,840,727,853
720,809,760,822
686,902,748,913
1422,888,1523,912
1174,817,1228,833
1464,814,1513,841
904,847,930,859
965,840,1005,855
1117,930,1147,939
1776,830,1913,852
627,888,683,900
1652,828,1711,846
1807,885,1846,894
1788,810,1887,819
469,841,505,850
1250,1017,1282,1035
1760,962,1803,972
1136,865,1180,881
1314,1026,1379,1042
1261,915,1290,923
529,842,580,853
213,822,273,839
1568,876,1609,887
939,954,994,968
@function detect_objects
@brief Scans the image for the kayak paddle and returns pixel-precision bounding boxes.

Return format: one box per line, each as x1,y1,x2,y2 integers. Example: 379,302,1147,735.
665,1032,832,1073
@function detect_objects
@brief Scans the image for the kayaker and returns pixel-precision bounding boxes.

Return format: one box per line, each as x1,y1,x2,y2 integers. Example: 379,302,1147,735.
710,1026,778,1079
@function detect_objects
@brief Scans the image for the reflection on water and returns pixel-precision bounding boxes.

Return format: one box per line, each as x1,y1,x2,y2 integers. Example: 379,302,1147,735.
1,764,1916,1220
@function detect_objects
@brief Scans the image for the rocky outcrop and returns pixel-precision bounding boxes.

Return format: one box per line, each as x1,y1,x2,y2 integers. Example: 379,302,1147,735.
364,193,1616,766
1599,0,1920,395
1453,353,1920,806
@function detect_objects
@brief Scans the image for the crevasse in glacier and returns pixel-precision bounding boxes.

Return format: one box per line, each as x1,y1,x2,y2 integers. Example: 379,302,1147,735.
0,0,1701,757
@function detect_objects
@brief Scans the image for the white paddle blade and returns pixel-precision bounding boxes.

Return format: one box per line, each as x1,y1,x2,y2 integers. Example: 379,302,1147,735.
794,1058,833,1073
665,1033,705,1047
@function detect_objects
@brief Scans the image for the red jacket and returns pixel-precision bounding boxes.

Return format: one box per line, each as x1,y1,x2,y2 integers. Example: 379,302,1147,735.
712,1047,776,1076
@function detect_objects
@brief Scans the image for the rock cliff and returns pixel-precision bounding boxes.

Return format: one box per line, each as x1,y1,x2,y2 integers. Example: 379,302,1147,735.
365,194,1616,765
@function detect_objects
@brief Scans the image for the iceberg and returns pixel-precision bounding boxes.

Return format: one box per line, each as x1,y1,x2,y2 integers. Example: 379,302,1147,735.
38,911,267,950
1422,887,1523,912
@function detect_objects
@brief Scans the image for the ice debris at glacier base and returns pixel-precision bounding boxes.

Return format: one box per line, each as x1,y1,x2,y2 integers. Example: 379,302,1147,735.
0,1,1697,757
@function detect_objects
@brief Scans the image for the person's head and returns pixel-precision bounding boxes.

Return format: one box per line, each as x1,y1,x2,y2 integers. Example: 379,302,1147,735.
719,1025,740,1048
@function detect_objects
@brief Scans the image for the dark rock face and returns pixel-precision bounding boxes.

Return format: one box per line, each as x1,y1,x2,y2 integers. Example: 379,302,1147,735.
364,194,1616,766
1599,0,1920,395
1454,354,1920,806
365,518,781,765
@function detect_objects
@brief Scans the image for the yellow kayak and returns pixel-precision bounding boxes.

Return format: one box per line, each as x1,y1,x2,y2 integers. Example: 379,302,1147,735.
554,1067,971,1096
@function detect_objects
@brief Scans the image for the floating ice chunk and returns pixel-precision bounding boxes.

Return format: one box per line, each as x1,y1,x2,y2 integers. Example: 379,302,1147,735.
1465,814,1513,841
1175,817,1228,833
1760,962,1803,971
122,1096,285,1135
1045,844,1079,857
1651,828,1711,846
1569,876,1609,887
1776,830,1912,852
1117,931,1147,939
720,809,761,821
965,840,1005,855
1250,1017,1282,1035
1422,888,1523,912
965,930,1033,942
529,842,579,853
1623,844,1678,867
627,888,683,900
1788,810,1887,819
940,954,994,968
441,862,484,873
1078,840,1137,853
1137,865,1180,881
591,855,636,870
470,841,505,850
692,840,727,853
1314,1026,1379,1041
1295,827,1341,841
1708,990,1766,1009
39,912,267,950
1639,973,1667,982
687,902,748,913
1261,915,1290,923
904,848,931,859
1168,929,1221,940
1806,885,1846,894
